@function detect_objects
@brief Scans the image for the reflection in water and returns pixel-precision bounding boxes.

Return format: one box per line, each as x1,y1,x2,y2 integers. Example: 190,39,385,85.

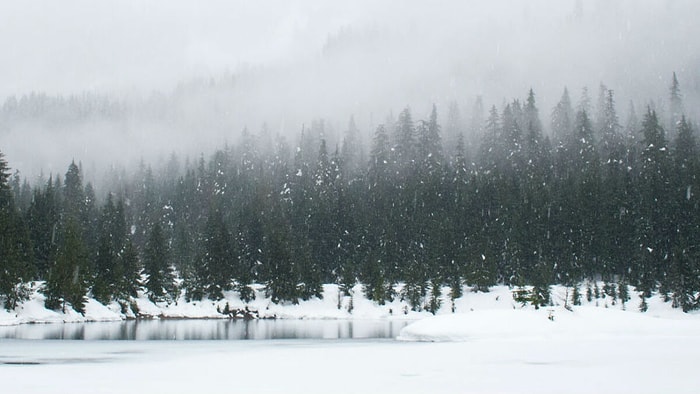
0,319,411,340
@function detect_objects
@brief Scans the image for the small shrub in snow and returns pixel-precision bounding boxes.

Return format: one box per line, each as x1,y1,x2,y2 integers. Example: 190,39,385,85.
512,286,549,310
639,295,648,312
572,285,582,306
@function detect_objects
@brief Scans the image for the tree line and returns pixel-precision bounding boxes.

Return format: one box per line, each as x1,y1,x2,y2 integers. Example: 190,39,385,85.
1,74,698,314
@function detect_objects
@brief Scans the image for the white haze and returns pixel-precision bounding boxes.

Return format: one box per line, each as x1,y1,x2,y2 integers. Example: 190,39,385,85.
1,0,699,186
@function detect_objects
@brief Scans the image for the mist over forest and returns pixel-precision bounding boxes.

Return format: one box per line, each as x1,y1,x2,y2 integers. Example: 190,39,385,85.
1,0,699,312
2,4,700,393
1,0,700,188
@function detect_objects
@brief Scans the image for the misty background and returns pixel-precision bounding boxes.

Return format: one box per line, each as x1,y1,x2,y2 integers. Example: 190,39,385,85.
1,0,699,187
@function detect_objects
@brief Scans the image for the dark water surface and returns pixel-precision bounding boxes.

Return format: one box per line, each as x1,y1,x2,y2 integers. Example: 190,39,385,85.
0,319,412,340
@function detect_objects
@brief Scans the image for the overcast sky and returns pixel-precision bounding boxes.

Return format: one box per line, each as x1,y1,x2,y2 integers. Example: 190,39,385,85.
1,1,696,98
1,0,699,182
0,0,433,96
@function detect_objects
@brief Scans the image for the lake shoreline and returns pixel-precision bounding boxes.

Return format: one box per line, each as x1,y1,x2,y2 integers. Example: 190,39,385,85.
2,282,697,328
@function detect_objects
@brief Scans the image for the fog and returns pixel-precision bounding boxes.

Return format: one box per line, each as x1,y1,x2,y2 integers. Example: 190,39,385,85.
1,0,699,186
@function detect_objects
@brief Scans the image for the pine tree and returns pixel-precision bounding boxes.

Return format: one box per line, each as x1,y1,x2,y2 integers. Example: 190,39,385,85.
0,150,33,310
572,284,582,306
551,87,574,145
668,117,699,311
467,96,485,158
594,83,609,139
598,89,623,161
10,171,32,213
44,218,90,314
198,208,234,301
401,254,427,311
450,134,469,263
427,279,442,315
369,124,391,181
62,161,85,224
669,72,684,138
479,105,501,172
132,162,160,250
263,202,300,304
233,167,263,303
618,278,630,306
309,138,335,284
502,102,524,175
417,104,448,296
341,115,363,176
586,282,593,302
598,89,628,278
634,109,671,294
448,275,463,312
143,222,176,303
393,107,416,173
578,87,592,115
25,176,60,278
92,194,127,303
116,237,141,300
569,110,602,277
603,281,617,302
418,104,444,172
444,100,463,163
363,124,395,305
172,168,200,299
639,294,648,312
82,182,99,268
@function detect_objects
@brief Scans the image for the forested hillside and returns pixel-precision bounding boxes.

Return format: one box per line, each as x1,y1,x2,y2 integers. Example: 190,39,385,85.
1,75,698,314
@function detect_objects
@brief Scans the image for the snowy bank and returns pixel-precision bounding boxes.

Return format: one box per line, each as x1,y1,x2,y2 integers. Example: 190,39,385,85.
398,306,700,342
1,282,698,328
0,283,432,326
0,290,122,326
398,310,554,341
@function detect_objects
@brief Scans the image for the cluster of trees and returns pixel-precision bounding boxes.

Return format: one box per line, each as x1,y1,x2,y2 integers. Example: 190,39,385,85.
1,92,125,124
1,74,698,314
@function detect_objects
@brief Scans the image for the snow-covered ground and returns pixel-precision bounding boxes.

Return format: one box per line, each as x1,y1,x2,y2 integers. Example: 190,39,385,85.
0,283,433,325
1,284,699,393
398,307,700,342
1,282,696,326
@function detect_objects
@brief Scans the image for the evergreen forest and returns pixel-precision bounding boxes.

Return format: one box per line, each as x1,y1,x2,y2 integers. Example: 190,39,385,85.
1,75,699,314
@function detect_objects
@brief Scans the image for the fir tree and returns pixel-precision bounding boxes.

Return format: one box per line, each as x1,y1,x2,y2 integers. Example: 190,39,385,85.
25,176,60,278
444,100,463,162
572,284,582,306
0,151,34,310
116,238,141,300
92,194,127,303
479,105,501,172
393,107,416,173
62,161,84,223
44,218,90,314
427,279,442,315
669,72,684,137
668,117,699,311
143,222,176,303
467,96,485,158
639,294,648,313
448,275,463,313
551,87,574,145
197,208,234,301
341,115,363,176
618,278,630,306
634,109,671,294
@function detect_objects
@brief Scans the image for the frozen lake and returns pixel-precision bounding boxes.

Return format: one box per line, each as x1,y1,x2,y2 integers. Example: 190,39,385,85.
0,319,411,340
2,310,700,393
1,330,698,393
